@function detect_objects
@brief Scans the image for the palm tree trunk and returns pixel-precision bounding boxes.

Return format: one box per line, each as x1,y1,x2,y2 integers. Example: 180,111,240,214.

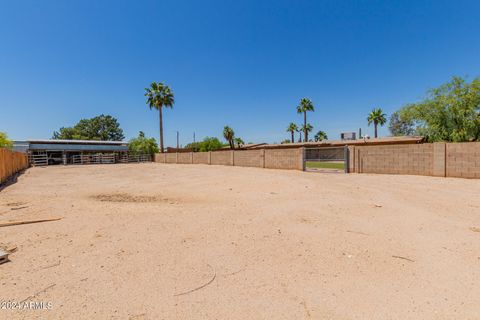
374,123,378,138
291,131,294,143
304,112,307,142
159,106,164,152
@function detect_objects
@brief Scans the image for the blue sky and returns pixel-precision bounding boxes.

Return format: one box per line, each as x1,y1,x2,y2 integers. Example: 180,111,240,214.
1,0,479,146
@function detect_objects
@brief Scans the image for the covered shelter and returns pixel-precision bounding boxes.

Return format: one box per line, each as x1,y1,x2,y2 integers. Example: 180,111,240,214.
13,139,129,166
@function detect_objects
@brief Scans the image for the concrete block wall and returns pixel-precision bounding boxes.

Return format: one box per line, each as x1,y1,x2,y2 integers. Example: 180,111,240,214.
264,148,303,170
154,153,166,163
153,142,480,178
192,152,209,164
211,151,233,166
233,150,264,168
166,153,177,164
177,152,192,164
354,144,434,176
155,148,303,170
446,142,480,178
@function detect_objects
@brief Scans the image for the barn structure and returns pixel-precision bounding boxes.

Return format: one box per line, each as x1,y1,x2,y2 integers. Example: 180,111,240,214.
13,139,133,166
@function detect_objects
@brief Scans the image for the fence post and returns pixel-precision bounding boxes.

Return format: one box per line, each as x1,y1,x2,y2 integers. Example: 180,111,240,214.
175,152,178,164
299,147,305,171
261,149,265,168
231,150,235,166
208,152,211,165
433,142,447,177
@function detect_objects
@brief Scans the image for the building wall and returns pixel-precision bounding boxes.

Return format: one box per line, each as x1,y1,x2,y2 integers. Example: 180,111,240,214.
0,148,29,183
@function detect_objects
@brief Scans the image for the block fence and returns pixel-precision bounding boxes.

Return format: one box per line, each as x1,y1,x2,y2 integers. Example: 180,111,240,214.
348,142,480,179
0,148,29,184
155,148,304,170
155,142,480,178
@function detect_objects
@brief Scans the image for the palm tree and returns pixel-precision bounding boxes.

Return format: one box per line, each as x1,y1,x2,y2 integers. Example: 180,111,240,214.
314,130,328,142
296,98,315,142
367,108,387,138
300,123,313,142
223,126,235,149
286,123,298,143
145,82,174,153
234,137,244,148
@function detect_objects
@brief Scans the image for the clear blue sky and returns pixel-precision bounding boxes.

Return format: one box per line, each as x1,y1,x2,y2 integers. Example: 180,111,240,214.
1,0,479,146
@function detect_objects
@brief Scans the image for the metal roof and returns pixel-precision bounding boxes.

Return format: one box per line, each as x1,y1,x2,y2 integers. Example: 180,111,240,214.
23,139,127,145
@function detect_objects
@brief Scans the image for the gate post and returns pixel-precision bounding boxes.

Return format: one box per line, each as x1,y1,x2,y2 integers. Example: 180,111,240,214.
344,146,349,173
299,147,305,171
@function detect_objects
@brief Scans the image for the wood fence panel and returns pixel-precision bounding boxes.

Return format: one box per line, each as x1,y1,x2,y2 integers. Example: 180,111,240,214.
0,148,29,184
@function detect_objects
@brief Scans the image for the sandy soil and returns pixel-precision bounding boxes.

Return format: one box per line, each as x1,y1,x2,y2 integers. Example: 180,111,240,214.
0,163,479,319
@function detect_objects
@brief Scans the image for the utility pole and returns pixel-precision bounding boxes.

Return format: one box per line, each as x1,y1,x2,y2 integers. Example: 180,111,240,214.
176,131,179,149
193,132,196,143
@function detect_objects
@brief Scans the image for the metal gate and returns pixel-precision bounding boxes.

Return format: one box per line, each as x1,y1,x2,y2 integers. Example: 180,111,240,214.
303,146,349,173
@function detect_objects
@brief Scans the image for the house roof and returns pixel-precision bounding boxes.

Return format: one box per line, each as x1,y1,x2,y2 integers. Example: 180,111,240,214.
248,136,425,149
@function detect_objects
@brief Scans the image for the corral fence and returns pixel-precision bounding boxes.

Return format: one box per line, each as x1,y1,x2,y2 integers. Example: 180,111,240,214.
29,152,152,166
0,148,29,184
304,146,349,173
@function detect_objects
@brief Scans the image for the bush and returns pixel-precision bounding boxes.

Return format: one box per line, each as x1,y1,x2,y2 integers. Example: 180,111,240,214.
128,131,159,155
0,132,13,149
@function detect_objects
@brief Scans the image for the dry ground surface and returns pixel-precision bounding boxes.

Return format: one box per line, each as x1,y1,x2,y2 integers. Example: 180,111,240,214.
0,163,479,319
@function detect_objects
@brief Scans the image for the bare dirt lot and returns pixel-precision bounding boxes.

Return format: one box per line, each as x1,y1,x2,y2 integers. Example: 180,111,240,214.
1,163,479,319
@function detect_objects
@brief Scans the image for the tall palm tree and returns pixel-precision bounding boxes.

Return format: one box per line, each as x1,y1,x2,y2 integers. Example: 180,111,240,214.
234,137,244,148
300,123,313,142
296,98,315,142
223,126,235,149
314,130,328,142
286,123,298,143
145,82,174,153
367,108,387,138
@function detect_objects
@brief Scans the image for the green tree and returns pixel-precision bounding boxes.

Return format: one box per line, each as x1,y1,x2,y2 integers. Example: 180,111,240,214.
388,111,415,136
314,130,328,142
296,98,315,142
234,137,244,148
286,123,298,143
223,126,235,149
185,137,225,152
367,108,387,138
398,76,480,142
0,132,13,149
145,82,175,152
300,123,313,141
128,131,159,155
52,114,125,140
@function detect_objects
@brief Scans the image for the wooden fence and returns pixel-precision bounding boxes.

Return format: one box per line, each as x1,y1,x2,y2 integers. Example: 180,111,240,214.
0,148,29,184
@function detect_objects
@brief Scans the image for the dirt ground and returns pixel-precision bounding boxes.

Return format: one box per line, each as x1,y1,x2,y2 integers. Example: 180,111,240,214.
0,163,479,319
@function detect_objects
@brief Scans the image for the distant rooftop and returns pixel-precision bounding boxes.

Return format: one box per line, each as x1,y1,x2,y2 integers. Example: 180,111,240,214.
21,139,127,145
247,136,425,149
